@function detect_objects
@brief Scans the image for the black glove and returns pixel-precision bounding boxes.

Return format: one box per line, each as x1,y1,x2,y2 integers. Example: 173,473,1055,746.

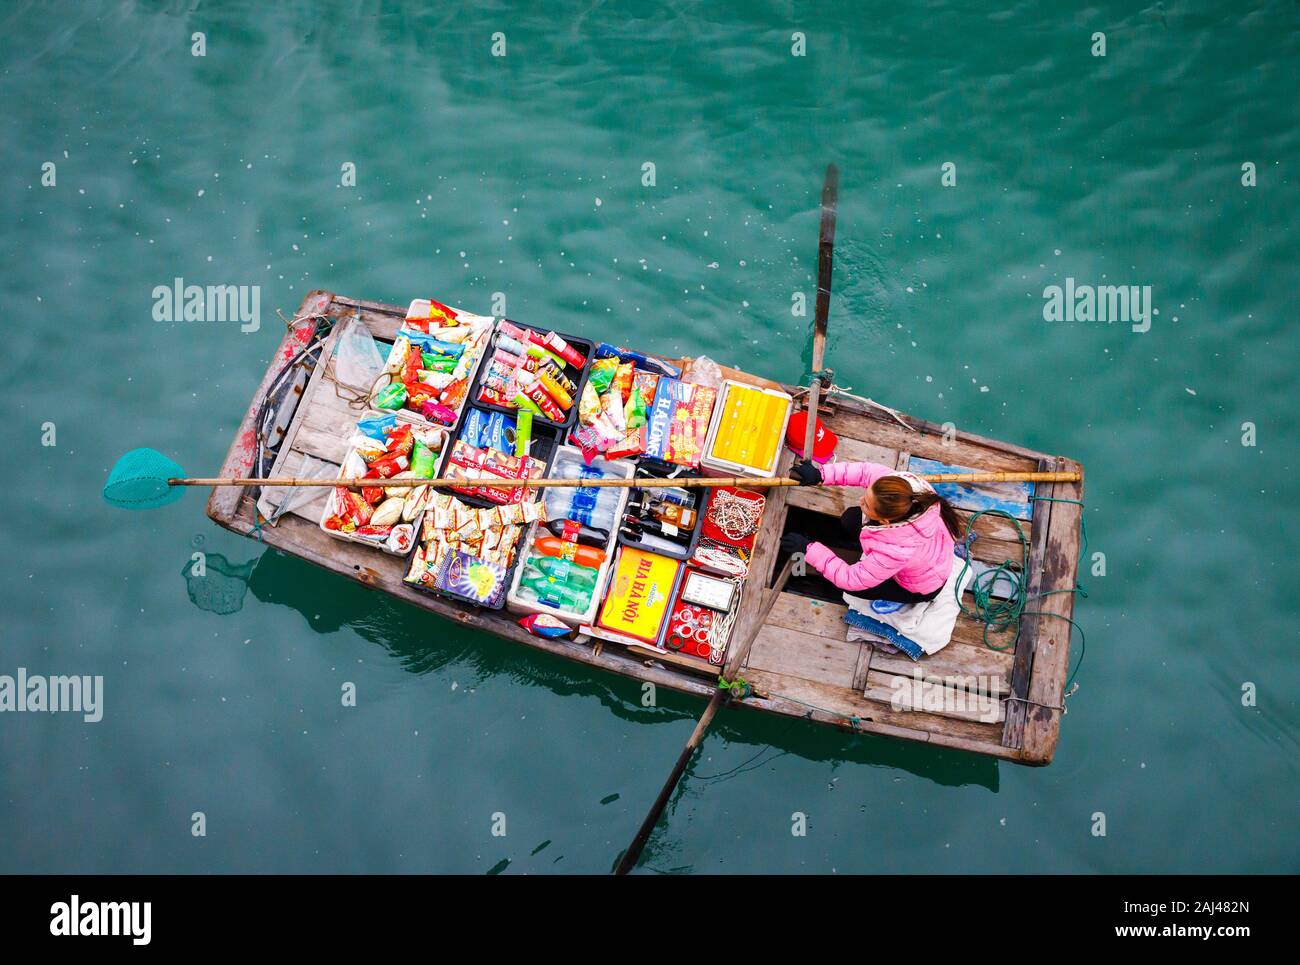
780,532,812,555
790,461,822,487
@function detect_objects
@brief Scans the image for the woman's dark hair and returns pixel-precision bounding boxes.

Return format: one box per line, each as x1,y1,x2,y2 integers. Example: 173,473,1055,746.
870,475,963,540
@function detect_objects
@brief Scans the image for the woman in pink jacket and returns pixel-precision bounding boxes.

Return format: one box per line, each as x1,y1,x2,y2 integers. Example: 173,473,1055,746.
780,461,963,602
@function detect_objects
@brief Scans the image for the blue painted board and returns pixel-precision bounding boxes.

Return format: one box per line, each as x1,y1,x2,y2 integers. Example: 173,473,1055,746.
907,456,1035,520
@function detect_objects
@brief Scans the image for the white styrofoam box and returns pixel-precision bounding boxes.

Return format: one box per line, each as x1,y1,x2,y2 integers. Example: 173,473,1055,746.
505,446,634,626
367,315,496,430
699,379,794,478
318,425,449,556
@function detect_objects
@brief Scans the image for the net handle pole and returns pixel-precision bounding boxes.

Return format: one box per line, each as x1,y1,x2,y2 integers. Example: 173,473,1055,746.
168,470,1082,489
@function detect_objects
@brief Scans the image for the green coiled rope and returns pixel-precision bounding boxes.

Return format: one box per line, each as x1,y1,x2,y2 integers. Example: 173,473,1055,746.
955,496,1088,689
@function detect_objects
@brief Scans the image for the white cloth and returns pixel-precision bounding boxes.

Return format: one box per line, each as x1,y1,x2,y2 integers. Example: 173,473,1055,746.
843,553,973,657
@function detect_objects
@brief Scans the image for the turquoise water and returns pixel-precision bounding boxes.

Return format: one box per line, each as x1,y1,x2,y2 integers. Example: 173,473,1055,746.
2,1,1296,873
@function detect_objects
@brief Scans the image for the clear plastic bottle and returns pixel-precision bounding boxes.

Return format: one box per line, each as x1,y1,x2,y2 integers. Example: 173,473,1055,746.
547,457,622,530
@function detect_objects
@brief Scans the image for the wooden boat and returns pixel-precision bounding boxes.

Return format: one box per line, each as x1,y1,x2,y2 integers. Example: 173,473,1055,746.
208,289,1084,765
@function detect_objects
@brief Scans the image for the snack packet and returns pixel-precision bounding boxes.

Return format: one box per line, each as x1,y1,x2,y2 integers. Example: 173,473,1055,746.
587,357,619,396
384,336,411,375
374,382,407,411
518,613,574,639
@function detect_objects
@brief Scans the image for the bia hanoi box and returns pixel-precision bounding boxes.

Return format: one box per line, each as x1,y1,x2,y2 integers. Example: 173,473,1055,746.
596,546,683,645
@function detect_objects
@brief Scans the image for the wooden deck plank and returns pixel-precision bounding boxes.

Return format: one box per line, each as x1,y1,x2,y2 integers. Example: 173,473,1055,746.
867,645,1011,693
300,377,369,435
726,448,796,653
1018,458,1084,764
746,624,863,689
767,592,1012,694
290,423,350,466
1002,457,1059,748
766,592,849,639
823,408,1040,473
863,669,1005,724
741,667,1009,754
821,393,1053,464
957,506,1033,551
332,295,406,340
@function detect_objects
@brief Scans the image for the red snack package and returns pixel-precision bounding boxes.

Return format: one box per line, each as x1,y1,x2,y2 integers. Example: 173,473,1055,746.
439,377,468,410
476,451,542,505
403,381,439,408
524,382,564,421
569,424,611,465
447,440,486,498
474,450,521,505
402,345,423,384
340,489,373,527
424,297,459,327
611,362,634,404
605,426,647,461
527,330,585,369
361,486,385,505
384,423,414,457
477,384,510,407
366,452,410,478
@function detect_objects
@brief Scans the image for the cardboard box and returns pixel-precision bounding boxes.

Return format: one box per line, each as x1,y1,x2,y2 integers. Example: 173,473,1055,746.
596,546,683,645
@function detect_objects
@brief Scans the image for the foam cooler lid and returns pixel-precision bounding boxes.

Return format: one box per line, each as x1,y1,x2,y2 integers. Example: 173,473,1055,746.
701,380,793,477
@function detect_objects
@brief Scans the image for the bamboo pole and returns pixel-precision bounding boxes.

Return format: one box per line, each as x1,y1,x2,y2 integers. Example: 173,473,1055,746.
170,470,1081,489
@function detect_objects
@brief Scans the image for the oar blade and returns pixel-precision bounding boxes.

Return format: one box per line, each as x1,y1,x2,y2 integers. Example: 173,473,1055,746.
103,448,186,509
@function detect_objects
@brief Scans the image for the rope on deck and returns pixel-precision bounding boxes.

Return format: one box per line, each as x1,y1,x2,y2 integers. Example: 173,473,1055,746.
957,496,1089,703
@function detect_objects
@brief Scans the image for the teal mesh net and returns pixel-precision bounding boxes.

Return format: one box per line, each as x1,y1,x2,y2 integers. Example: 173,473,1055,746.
103,448,187,509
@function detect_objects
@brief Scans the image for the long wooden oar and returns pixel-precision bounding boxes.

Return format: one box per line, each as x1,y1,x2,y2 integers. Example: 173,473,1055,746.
803,163,838,461
613,556,797,875
167,470,1080,489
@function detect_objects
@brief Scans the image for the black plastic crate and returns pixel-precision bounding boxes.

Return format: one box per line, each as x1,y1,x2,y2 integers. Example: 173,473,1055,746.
442,405,560,511
615,464,704,561
467,319,593,431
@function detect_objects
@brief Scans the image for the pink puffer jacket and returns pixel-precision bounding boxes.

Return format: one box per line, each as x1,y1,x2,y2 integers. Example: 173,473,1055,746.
802,461,955,594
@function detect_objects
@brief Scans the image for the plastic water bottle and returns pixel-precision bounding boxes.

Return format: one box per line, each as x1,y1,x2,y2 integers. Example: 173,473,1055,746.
519,558,598,610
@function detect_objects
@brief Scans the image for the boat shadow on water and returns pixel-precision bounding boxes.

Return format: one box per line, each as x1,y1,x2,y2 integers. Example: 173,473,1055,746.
184,547,999,793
